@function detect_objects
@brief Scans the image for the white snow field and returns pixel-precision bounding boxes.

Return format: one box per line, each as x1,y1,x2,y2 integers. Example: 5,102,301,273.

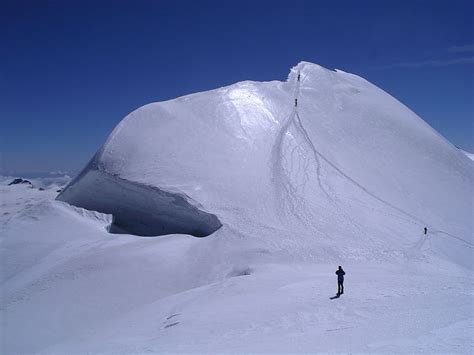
2,62,473,353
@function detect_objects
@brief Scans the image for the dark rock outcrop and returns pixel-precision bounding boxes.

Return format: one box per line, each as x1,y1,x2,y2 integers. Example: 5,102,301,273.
8,178,33,187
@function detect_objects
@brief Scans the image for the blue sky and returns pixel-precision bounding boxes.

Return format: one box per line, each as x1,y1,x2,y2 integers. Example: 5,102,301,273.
1,0,472,173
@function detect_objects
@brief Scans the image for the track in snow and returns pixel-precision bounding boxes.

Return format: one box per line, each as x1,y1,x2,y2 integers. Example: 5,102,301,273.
270,71,330,229
271,69,471,246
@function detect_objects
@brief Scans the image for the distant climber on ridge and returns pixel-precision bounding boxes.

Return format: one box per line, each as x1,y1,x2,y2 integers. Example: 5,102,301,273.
295,98,298,107
336,266,345,295
424,227,427,235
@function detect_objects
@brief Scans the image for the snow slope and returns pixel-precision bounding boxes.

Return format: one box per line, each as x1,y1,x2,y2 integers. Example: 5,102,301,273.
2,62,473,353
1,184,472,353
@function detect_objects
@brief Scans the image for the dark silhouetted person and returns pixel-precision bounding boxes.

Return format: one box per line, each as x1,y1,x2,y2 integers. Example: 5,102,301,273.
336,266,345,295
295,98,298,107
424,227,427,235
297,73,301,81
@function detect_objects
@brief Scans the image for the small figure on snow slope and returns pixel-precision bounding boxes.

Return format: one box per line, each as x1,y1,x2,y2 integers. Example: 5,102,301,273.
336,266,345,295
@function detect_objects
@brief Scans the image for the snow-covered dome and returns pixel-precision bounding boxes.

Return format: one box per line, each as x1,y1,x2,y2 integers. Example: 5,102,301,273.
57,61,473,267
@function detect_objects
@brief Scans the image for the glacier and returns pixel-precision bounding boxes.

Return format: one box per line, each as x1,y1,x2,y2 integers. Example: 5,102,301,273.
2,62,473,353
58,61,472,266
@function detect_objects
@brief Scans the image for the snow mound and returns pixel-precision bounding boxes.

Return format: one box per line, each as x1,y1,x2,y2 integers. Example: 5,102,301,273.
58,61,473,267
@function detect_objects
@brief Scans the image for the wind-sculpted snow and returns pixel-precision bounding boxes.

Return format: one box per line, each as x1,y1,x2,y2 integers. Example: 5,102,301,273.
58,61,473,267
58,169,222,236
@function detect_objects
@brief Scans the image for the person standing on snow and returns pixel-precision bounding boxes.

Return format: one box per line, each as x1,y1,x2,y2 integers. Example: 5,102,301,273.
336,266,345,295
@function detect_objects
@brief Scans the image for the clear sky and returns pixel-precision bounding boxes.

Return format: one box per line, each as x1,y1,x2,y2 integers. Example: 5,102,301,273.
1,0,473,174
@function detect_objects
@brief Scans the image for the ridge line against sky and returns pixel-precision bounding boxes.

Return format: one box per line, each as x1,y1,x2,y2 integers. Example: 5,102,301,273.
1,0,473,173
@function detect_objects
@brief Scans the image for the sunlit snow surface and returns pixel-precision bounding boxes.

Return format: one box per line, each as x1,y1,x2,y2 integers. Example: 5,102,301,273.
460,148,474,161
2,62,473,353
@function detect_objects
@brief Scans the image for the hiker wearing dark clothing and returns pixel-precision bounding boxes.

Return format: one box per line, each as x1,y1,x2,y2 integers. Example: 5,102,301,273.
424,227,427,235
336,266,345,295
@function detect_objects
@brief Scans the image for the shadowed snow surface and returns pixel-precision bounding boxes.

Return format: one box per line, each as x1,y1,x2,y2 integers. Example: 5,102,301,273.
58,169,221,237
